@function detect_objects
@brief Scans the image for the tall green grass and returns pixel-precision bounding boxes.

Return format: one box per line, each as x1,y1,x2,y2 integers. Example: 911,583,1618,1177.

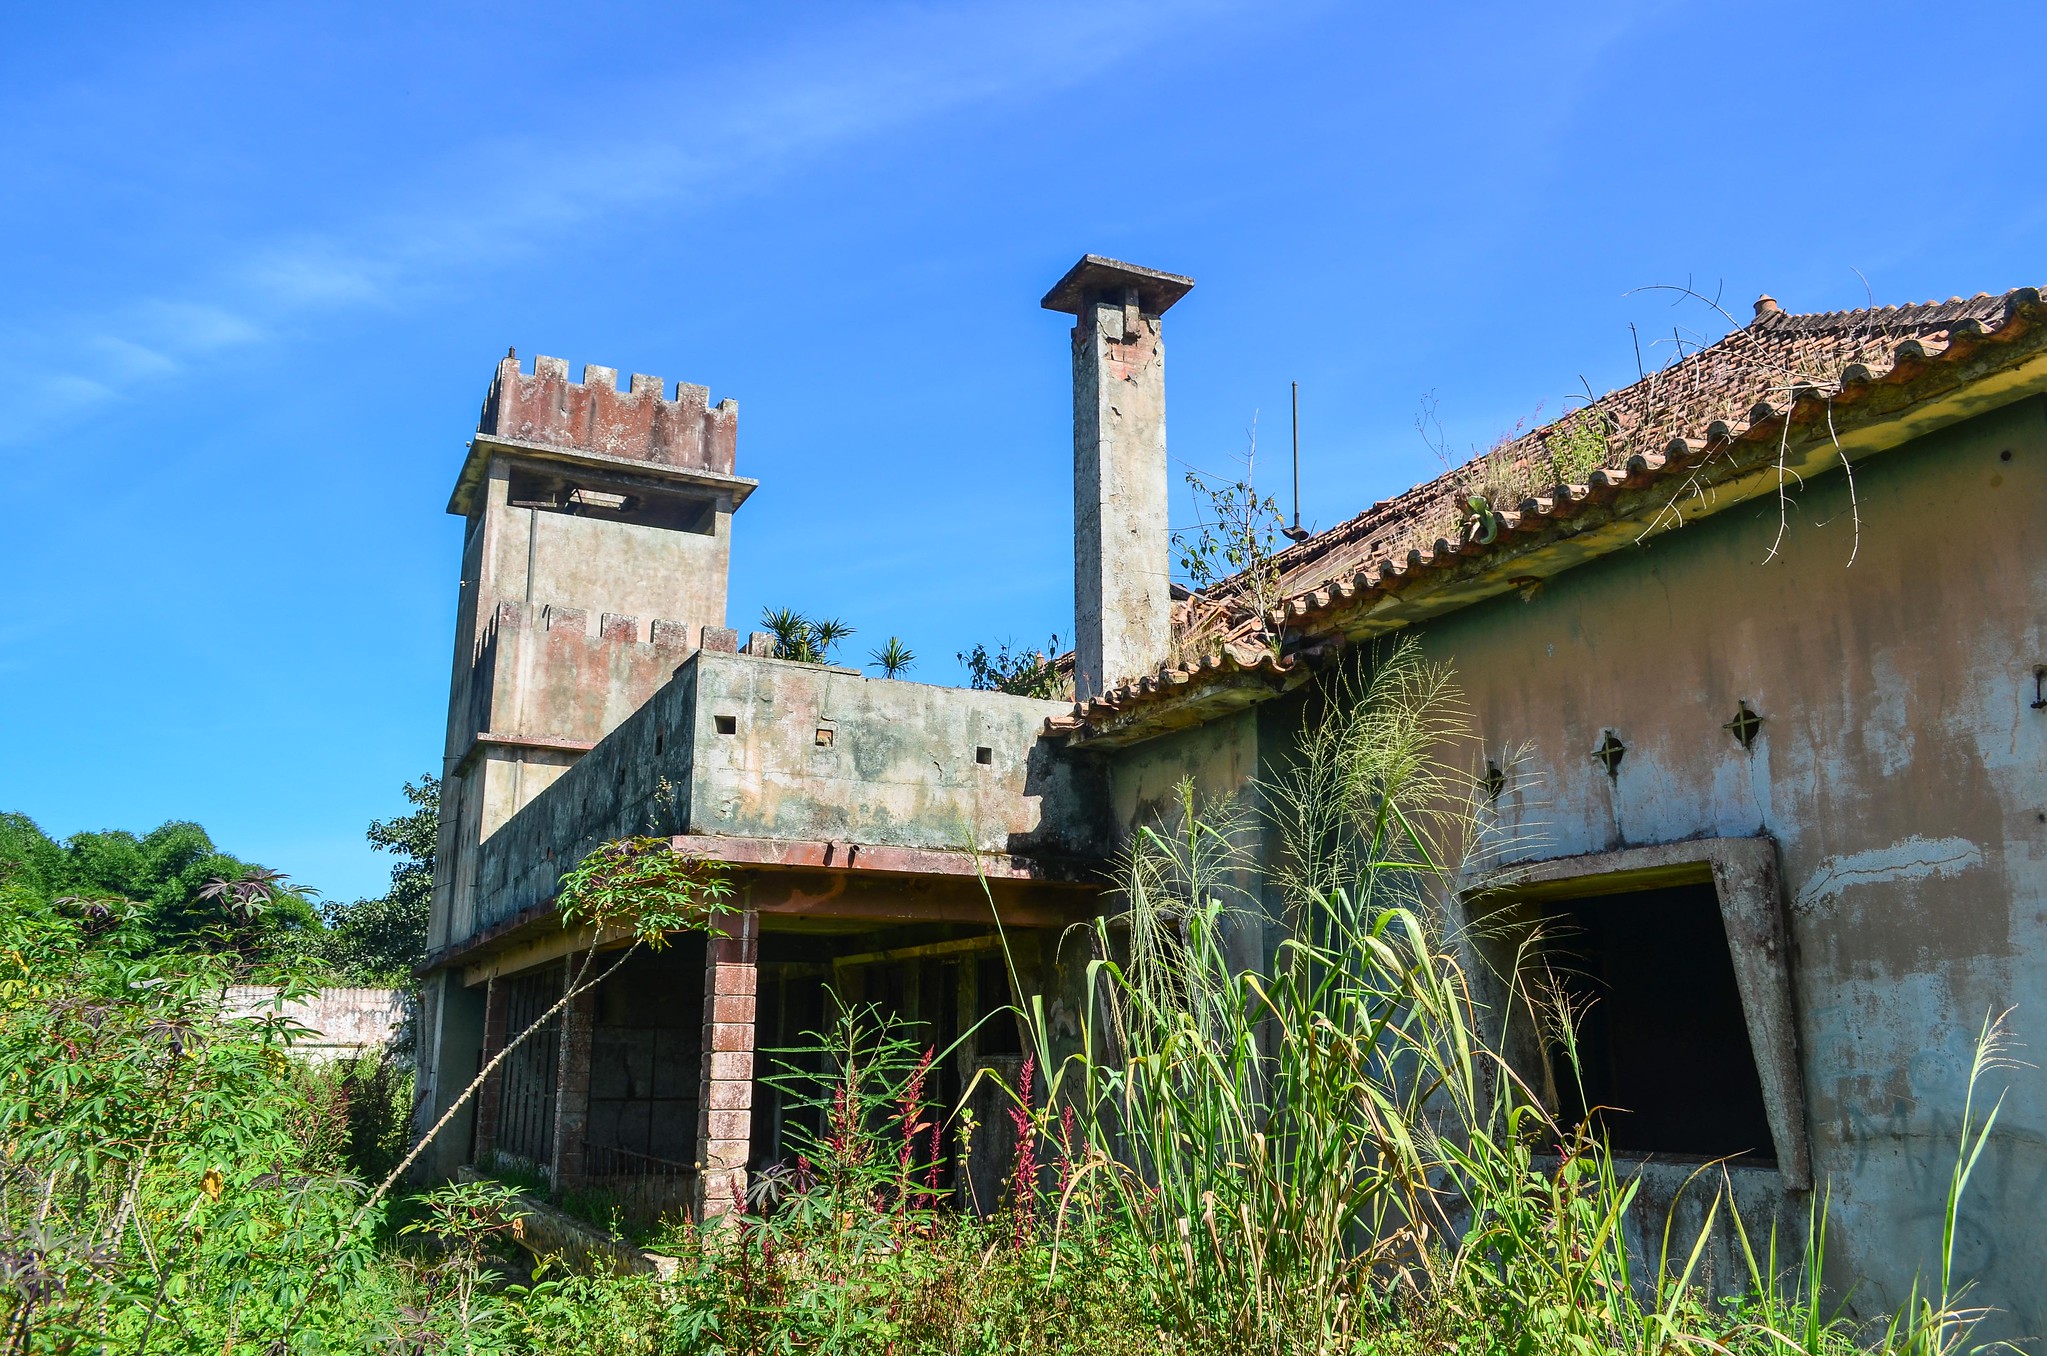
992,639,2013,1356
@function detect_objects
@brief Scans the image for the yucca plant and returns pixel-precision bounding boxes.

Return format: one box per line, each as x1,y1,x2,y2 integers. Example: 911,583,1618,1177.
762,606,854,664
868,636,916,679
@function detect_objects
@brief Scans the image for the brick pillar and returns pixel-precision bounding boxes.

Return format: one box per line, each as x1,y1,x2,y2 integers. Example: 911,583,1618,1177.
550,958,597,1190
694,908,759,1221
471,977,508,1161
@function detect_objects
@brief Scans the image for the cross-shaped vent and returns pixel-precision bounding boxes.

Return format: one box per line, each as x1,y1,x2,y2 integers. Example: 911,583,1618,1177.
1593,731,1626,779
1483,761,1506,803
1724,701,1764,749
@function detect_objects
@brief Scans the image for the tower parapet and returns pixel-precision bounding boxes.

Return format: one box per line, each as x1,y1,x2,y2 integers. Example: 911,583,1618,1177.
477,354,738,474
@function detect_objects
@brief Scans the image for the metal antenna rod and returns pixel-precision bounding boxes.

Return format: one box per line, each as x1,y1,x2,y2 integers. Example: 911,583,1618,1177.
1284,380,1310,542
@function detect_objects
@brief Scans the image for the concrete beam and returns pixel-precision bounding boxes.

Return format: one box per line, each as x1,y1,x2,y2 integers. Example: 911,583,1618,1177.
667,833,1094,883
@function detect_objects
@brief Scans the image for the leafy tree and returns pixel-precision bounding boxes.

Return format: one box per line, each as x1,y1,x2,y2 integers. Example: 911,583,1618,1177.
0,812,64,896
0,812,320,962
317,776,438,985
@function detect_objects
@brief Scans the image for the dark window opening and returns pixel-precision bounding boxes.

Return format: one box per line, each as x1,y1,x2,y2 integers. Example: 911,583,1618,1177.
975,746,993,766
586,943,707,1172
975,955,1021,1055
507,468,716,535
1521,882,1773,1163
714,715,737,735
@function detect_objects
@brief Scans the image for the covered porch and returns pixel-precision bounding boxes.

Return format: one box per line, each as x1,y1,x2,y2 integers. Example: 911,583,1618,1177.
442,836,1101,1222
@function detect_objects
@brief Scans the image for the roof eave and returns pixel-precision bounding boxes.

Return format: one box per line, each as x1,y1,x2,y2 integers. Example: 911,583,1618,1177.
446,433,761,517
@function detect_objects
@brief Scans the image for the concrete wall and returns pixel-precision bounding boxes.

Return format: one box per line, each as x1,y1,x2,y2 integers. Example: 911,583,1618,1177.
436,605,715,944
465,651,1110,938
225,986,411,1060
471,660,702,934
480,464,733,634
479,354,737,476
691,652,1105,856
1409,397,2047,1330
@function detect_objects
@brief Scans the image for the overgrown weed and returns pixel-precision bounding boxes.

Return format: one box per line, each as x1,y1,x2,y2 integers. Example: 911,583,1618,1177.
0,652,2017,1352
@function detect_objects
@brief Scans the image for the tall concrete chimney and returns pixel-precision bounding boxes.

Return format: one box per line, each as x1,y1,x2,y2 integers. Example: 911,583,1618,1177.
1042,255,1195,701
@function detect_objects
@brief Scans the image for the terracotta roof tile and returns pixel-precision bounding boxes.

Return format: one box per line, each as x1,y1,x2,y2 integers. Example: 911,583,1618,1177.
1053,285,2046,745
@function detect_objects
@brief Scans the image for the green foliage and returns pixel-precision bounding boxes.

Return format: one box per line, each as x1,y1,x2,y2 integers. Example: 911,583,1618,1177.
957,636,1062,698
0,814,321,965
1545,408,1610,485
761,606,853,664
555,837,735,947
1174,466,1285,594
1172,423,1291,639
868,635,916,679
316,776,437,985
0,880,390,1350
291,1047,417,1187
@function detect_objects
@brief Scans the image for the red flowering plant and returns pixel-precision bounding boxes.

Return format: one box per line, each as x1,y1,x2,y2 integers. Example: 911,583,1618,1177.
751,1001,962,1267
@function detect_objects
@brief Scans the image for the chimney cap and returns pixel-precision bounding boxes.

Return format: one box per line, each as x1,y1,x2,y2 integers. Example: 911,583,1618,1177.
1753,293,1781,319
1042,255,1195,316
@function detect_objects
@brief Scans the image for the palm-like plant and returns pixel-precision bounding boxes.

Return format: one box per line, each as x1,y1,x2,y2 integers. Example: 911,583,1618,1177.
811,618,854,662
868,636,915,678
761,607,854,664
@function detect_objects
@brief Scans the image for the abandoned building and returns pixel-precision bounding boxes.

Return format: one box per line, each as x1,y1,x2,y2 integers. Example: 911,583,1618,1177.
415,255,2047,1330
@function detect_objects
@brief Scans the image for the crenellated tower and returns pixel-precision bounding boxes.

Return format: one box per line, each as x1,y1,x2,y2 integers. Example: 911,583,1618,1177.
428,354,757,953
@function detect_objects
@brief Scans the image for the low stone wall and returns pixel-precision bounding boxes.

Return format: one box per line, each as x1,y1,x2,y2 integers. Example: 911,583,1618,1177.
225,986,411,1061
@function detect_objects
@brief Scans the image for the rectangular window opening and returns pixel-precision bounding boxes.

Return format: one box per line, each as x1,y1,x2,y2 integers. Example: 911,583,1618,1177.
714,715,737,736
975,955,1021,1055
507,468,715,534
975,746,992,765
1498,881,1774,1164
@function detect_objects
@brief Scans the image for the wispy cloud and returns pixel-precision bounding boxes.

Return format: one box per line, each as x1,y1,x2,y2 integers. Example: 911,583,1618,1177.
0,0,1266,443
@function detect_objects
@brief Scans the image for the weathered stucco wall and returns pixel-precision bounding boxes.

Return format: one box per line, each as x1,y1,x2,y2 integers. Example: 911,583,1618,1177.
465,652,1110,937
481,464,733,634
1108,705,1260,827
691,652,1105,857
1411,397,2047,1329
470,662,702,934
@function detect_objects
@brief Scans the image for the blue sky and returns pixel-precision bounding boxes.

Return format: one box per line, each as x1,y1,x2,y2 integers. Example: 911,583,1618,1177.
4,1,2043,902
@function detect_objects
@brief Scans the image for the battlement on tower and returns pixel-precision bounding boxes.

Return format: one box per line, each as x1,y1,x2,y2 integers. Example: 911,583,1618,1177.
459,600,744,760
476,353,738,476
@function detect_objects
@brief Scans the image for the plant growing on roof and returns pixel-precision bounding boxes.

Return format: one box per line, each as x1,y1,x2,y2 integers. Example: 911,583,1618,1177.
1173,419,1289,630
1543,406,1610,485
957,637,1063,699
762,607,854,664
868,636,916,679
